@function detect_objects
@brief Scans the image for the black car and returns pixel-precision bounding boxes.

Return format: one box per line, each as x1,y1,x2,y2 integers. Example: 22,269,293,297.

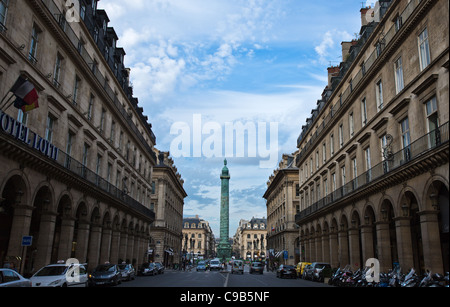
154,262,165,274
138,262,157,276
118,264,136,281
249,262,264,274
89,264,121,286
276,265,297,279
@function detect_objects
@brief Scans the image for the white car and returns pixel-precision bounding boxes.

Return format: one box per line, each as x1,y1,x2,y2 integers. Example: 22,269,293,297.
0,269,32,287
209,259,222,271
30,262,88,287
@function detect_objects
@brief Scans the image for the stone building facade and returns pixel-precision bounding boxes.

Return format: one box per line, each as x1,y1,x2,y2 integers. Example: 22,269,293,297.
0,0,162,274
233,217,267,261
263,154,300,265
294,0,448,274
182,216,215,261
150,151,187,267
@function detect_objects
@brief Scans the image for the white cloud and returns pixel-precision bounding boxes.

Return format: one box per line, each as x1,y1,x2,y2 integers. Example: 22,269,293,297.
315,29,353,64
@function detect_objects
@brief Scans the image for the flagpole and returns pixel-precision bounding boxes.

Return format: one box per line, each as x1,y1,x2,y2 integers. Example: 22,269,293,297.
0,95,17,112
0,92,14,110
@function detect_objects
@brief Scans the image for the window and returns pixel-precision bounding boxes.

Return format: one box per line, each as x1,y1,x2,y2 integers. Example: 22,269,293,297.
29,24,41,64
45,115,55,142
72,75,81,105
87,94,94,121
96,154,102,177
99,108,106,133
361,98,368,126
322,143,326,163
418,28,430,71
381,134,390,173
53,53,63,88
339,124,344,148
394,57,404,94
349,112,354,137
323,178,328,197
81,143,90,176
365,147,372,182
330,134,334,155
425,97,439,147
395,15,402,32
316,151,319,169
401,117,411,161
65,131,75,168
331,173,336,192
110,120,116,144
352,158,358,189
341,166,346,187
376,80,384,110
0,0,8,27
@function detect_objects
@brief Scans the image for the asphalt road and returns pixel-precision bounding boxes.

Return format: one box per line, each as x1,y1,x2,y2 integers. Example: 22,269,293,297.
118,265,331,288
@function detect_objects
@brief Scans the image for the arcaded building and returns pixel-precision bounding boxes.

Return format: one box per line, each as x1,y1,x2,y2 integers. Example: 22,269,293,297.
295,0,448,274
1,0,159,274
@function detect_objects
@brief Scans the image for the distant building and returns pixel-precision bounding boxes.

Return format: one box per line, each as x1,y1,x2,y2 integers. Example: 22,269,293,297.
263,154,300,265
150,151,187,267
233,217,267,261
182,216,215,260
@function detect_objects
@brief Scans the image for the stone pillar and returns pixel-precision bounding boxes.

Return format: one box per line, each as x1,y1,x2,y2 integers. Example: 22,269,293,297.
322,232,330,264
110,229,121,264
75,221,90,263
420,210,444,274
394,217,414,271
99,224,112,264
8,203,33,274
315,233,322,262
348,227,361,270
127,232,135,263
33,211,57,271
375,221,392,272
329,230,339,268
338,228,349,268
87,223,102,270
360,225,374,264
57,217,76,261
119,229,128,263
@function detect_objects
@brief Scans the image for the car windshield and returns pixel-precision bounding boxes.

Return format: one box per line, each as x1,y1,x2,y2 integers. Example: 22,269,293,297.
118,265,127,270
34,266,66,276
94,265,115,272
252,263,262,267
198,261,205,265
211,261,219,265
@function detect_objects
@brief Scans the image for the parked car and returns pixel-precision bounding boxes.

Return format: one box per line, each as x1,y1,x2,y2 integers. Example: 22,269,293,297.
209,259,221,271
0,269,31,287
138,262,157,276
196,261,207,272
249,262,264,274
154,262,165,274
118,263,136,281
276,265,297,279
231,260,244,275
30,262,88,287
296,262,311,278
310,262,332,282
89,264,121,286
302,264,313,280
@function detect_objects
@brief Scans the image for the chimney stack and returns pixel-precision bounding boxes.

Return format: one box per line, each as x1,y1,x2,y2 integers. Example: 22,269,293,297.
361,6,371,27
327,66,340,87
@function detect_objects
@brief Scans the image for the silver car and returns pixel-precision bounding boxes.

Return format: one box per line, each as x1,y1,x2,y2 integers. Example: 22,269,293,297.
0,269,31,287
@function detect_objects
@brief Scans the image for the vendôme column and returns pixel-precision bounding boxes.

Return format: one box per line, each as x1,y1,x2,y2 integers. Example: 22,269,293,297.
217,159,232,261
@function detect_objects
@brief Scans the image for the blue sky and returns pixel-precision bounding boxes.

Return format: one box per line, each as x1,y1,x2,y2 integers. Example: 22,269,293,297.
98,0,373,237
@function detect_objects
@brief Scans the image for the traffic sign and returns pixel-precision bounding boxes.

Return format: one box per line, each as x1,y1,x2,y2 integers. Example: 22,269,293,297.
21,236,33,247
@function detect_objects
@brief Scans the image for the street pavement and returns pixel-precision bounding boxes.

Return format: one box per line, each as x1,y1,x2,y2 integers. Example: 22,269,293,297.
118,265,331,288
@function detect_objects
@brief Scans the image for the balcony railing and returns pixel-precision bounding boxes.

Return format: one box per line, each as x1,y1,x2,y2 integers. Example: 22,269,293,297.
296,121,449,222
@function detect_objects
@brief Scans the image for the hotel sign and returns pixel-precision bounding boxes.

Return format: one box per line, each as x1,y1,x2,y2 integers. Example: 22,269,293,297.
0,109,59,161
